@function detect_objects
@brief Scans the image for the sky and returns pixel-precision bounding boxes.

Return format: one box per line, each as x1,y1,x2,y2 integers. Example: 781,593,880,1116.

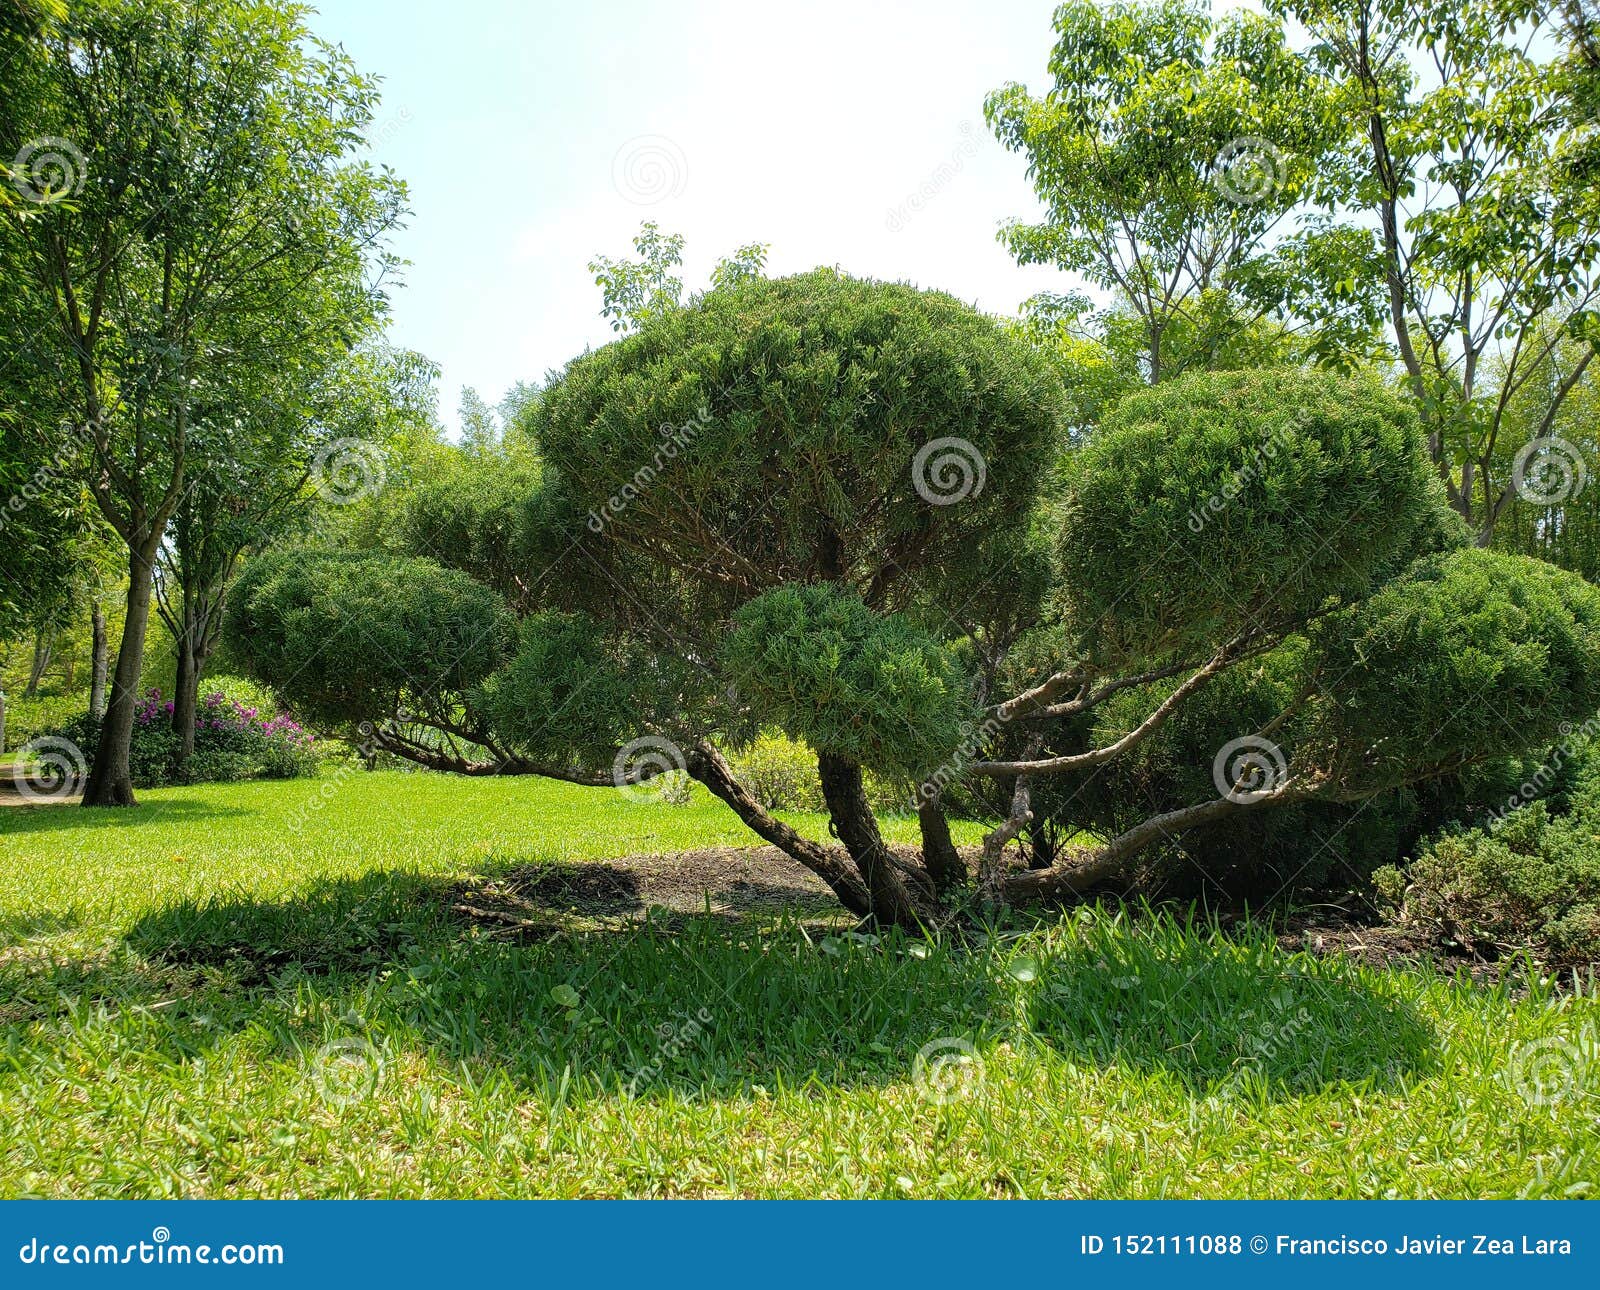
309,0,1258,436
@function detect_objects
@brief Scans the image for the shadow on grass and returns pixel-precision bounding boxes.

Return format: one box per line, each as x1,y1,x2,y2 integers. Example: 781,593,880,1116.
0,909,79,947
0,796,253,834
95,867,1437,1101
1026,922,1438,1097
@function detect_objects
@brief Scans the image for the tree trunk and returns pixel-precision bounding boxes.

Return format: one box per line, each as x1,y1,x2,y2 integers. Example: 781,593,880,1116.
89,603,108,719
817,752,922,928
0,683,7,756
24,631,53,698
1029,823,1056,870
82,544,157,807
917,793,966,894
684,743,871,917
172,628,198,771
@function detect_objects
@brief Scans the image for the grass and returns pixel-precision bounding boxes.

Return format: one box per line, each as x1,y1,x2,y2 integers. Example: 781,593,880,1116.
1,770,1596,1198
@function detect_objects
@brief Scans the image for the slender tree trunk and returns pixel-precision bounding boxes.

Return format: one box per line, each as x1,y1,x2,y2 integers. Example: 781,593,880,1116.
1029,824,1056,870
0,683,7,755
82,543,158,807
817,752,922,927
172,627,198,770
24,631,53,698
89,603,108,719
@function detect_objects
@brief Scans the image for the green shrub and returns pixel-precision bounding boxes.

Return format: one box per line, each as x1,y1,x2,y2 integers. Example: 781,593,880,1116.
728,732,825,812
51,710,180,787
481,611,642,768
226,549,517,729
1,693,84,753
47,683,320,789
1057,367,1450,666
723,583,975,779
1375,790,1600,966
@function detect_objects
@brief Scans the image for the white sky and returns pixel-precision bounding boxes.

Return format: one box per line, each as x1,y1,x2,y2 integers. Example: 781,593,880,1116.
312,0,1265,433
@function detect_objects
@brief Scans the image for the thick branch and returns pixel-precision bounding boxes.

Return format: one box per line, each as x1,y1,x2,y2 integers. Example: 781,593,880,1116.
973,641,1240,776
1002,779,1311,902
683,743,871,917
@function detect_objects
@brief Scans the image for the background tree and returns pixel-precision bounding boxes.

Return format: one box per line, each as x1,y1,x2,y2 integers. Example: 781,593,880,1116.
154,342,424,772
0,0,405,803
985,0,1349,383
589,222,770,334
1263,0,1600,539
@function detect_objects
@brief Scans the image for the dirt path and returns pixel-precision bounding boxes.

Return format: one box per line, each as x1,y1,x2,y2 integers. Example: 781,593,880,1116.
0,770,80,807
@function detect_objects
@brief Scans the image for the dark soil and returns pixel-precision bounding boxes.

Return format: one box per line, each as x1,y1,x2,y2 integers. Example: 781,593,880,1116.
450,845,860,937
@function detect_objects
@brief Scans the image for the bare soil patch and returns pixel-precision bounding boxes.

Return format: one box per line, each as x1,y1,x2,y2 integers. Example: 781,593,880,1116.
449,844,868,937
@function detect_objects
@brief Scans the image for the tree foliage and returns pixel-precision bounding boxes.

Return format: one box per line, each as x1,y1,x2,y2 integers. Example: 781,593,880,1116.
228,275,1600,927
0,0,405,803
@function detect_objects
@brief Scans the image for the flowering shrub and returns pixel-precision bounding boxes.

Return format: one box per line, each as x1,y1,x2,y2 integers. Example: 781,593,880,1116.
54,684,320,787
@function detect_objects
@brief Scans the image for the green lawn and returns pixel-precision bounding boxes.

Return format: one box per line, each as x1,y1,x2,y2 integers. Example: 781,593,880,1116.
1,771,1595,1198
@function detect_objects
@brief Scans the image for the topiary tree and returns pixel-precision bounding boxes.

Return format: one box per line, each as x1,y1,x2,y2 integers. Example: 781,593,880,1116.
226,276,1600,928
978,371,1600,904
